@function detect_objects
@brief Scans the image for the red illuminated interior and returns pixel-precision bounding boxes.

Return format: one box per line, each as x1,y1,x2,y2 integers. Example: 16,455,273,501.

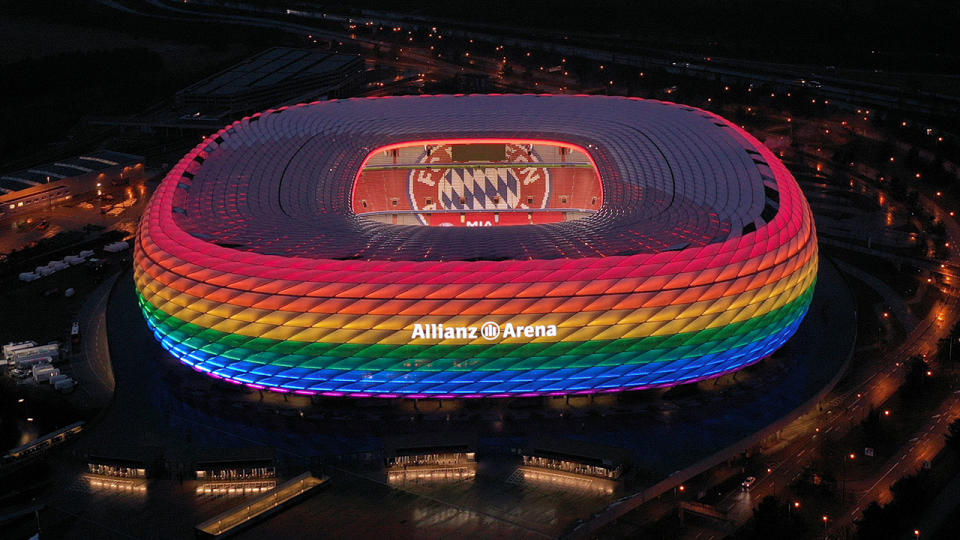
352,139,603,226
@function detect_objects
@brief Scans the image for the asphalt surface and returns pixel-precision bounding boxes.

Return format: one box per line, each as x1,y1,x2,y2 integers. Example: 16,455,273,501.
66,272,119,410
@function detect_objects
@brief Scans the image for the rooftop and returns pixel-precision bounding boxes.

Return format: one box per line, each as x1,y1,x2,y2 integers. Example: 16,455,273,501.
178,47,361,99
0,150,143,194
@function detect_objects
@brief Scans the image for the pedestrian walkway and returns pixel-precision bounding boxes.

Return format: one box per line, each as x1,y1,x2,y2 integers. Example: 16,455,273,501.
195,472,327,538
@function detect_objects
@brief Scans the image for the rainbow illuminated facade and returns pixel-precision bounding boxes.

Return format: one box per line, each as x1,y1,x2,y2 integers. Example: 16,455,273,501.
134,94,817,397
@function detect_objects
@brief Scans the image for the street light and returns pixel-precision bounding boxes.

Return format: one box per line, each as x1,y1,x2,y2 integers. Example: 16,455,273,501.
842,453,855,508
19,399,30,422
823,515,829,538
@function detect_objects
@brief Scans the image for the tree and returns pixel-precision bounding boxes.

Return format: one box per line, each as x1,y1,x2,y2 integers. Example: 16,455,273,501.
899,355,930,400
888,473,927,529
946,418,960,453
861,406,884,448
905,147,922,171
751,496,804,540
856,501,894,540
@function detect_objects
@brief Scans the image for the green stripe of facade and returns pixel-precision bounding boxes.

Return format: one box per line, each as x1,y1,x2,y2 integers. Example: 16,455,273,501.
137,279,814,372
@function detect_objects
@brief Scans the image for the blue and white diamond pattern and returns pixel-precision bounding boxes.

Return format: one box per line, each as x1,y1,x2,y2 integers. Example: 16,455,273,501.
440,168,520,209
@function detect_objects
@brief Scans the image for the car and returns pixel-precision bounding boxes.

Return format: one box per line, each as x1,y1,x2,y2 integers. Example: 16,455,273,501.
741,476,757,491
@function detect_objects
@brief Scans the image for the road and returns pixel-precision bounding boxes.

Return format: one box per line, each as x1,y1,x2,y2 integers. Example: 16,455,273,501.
700,218,960,538
847,394,960,512
67,271,120,410
139,0,960,118
97,0,542,95
684,294,956,538
662,155,960,538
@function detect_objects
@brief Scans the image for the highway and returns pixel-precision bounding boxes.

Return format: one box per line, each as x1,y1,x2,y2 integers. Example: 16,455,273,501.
666,292,955,538
684,202,960,538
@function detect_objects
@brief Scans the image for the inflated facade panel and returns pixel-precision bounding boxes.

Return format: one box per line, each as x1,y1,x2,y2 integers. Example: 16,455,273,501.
134,95,817,397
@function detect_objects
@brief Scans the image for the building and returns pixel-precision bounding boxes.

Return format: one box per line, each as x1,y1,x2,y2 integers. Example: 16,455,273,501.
522,436,632,480
134,94,817,397
384,432,477,468
385,432,477,482
0,150,145,217
194,447,277,481
3,421,84,462
8,343,59,367
175,47,364,115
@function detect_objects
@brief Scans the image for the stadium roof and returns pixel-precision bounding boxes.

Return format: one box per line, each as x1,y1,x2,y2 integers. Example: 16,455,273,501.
169,95,784,261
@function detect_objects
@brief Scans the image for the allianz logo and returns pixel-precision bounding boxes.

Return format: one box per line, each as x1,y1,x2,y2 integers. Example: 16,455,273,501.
411,322,559,341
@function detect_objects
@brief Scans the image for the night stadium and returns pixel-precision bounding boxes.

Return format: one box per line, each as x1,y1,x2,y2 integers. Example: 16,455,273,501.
133,94,817,398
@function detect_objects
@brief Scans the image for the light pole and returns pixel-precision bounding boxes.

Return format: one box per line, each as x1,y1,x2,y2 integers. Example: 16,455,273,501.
822,515,829,539
842,453,855,509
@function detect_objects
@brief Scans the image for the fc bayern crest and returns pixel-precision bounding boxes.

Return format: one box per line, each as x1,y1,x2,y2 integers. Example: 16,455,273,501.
408,144,551,225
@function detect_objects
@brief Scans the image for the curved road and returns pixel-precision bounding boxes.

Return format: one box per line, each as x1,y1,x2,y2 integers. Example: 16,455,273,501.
68,272,119,410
